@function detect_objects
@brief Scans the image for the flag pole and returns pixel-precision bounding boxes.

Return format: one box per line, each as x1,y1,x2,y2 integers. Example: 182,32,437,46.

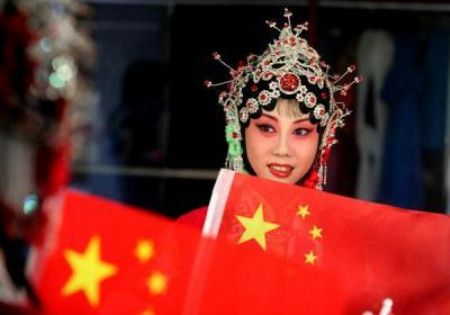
181,169,235,314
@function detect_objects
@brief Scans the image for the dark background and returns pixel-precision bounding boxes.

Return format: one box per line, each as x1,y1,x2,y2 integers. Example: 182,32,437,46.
71,2,450,217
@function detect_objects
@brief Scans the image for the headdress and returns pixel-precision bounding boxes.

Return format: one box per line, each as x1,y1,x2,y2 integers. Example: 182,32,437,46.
205,8,362,190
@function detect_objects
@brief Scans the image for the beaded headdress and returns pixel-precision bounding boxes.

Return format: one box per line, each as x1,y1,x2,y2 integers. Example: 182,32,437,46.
205,8,361,190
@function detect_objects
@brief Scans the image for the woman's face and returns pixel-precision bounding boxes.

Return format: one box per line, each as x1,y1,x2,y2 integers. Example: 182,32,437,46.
245,99,319,185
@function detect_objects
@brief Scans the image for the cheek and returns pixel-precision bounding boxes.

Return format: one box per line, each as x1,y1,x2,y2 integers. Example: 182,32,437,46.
293,135,319,168
244,127,259,159
244,126,269,169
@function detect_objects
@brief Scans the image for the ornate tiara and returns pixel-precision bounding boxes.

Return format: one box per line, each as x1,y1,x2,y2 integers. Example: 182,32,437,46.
205,8,361,188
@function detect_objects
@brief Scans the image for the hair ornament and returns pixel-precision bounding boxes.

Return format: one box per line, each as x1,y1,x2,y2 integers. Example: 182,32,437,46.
205,8,362,189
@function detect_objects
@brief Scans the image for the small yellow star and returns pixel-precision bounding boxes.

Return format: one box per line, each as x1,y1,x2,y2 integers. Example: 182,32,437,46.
147,271,168,295
309,225,323,240
62,236,118,307
304,250,317,265
297,205,310,219
236,204,280,250
135,240,154,263
140,309,155,315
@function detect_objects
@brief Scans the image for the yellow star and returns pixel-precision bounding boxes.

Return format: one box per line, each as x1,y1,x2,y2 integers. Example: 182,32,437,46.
309,225,323,240
147,271,168,295
62,236,117,307
135,240,154,263
304,250,317,265
236,204,280,250
140,309,155,315
297,205,310,219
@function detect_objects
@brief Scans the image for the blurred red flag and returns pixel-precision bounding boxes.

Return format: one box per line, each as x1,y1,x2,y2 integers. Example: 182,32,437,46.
27,189,345,314
204,169,450,314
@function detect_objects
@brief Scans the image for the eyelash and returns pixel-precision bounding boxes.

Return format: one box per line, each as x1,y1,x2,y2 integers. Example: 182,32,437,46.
256,124,274,133
293,128,311,136
256,124,311,136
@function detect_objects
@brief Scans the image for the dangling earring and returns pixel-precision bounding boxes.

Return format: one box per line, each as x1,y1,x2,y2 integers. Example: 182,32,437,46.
302,154,321,189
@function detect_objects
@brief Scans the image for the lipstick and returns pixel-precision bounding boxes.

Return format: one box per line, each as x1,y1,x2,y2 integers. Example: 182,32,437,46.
268,163,293,178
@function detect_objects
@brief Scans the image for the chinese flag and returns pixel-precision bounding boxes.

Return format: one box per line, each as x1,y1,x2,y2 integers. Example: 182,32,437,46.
27,189,346,314
205,169,450,314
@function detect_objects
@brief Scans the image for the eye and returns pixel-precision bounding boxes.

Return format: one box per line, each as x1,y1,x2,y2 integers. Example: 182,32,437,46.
293,128,311,136
256,123,275,133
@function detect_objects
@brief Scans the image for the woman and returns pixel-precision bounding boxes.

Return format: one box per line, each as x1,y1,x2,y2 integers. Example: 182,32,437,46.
179,8,360,226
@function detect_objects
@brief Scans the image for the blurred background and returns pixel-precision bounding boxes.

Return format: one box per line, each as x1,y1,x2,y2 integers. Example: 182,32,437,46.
1,0,450,224
1,0,450,307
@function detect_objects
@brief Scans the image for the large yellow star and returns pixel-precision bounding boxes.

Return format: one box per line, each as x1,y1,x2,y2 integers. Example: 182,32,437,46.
135,240,154,263
309,225,323,240
235,204,280,250
297,205,310,219
62,236,118,307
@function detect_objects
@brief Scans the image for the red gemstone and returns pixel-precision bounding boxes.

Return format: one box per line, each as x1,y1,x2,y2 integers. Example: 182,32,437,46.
279,73,300,93
263,72,273,79
251,84,258,92
307,95,317,105
321,92,328,99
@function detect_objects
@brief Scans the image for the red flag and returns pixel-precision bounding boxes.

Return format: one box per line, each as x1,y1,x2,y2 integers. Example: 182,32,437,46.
27,189,346,314
204,169,450,314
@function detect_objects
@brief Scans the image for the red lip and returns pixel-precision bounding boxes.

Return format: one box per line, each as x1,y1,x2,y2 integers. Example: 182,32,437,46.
268,163,294,178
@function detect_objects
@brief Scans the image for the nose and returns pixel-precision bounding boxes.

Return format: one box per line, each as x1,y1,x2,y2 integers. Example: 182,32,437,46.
272,131,291,157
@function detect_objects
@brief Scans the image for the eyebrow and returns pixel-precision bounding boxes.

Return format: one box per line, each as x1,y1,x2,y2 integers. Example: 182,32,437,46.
261,113,310,124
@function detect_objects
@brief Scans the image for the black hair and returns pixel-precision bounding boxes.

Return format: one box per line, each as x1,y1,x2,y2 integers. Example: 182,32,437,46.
238,74,332,129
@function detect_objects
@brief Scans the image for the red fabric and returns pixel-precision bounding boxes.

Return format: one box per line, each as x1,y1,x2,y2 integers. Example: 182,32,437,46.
29,190,345,314
0,302,39,315
213,171,450,314
177,206,207,229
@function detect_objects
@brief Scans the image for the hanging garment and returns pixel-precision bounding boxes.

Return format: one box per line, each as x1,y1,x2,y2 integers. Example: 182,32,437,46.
445,35,450,214
422,32,448,151
421,32,449,212
355,30,394,201
378,34,425,210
